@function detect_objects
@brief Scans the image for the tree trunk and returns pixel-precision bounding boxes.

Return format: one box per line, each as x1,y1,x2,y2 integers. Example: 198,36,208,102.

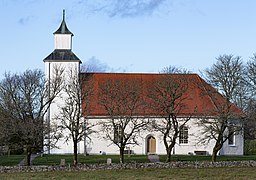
163,129,171,162
120,146,125,164
164,133,177,162
212,148,218,162
25,145,31,166
212,143,222,162
166,141,175,162
166,148,172,162
73,140,78,165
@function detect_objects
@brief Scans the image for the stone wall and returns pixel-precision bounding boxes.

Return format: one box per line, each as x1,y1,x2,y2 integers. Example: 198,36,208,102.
1,161,256,173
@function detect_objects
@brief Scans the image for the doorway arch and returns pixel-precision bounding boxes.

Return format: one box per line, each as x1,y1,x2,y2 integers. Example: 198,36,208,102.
146,136,156,154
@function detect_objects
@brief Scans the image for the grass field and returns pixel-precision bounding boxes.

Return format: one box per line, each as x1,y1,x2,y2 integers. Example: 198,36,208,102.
33,154,150,165
0,167,256,179
1,154,256,166
0,155,25,166
1,155,256,179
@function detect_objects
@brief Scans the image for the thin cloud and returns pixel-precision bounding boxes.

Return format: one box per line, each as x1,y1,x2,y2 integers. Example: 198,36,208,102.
71,0,205,18
73,0,167,18
82,57,111,72
105,0,166,17
18,16,35,25
82,56,135,73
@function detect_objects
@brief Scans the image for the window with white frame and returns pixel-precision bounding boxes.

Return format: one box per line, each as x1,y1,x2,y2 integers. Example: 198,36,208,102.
114,124,122,143
179,126,188,144
228,127,235,145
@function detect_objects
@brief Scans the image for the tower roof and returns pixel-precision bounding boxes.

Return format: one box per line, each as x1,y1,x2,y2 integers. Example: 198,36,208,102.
43,49,80,61
54,10,73,35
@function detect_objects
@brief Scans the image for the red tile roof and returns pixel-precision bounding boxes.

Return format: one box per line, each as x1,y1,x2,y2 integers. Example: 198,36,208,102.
80,73,242,117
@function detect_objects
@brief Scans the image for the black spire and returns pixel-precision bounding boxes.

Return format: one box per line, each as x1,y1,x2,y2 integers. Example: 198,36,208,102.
63,9,65,21
54,10,73,35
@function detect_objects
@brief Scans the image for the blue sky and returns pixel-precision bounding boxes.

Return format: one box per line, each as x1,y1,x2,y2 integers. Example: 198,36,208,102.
1,0,256,75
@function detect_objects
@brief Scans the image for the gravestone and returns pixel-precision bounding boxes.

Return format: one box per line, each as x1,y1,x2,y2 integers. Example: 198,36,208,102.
148,154,160,163
107,158,112,165
60,159,65,166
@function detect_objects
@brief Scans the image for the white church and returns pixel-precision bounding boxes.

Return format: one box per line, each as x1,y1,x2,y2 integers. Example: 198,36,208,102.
43,12,244,156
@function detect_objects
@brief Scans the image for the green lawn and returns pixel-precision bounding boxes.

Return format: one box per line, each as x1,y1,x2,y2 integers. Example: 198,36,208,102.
1,167,256,179
0,155,25,166
1,154,256,166
32,154,150,165
160,154,256,162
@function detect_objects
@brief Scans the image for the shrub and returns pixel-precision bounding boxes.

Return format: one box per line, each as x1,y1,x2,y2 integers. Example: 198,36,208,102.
244,140,256,155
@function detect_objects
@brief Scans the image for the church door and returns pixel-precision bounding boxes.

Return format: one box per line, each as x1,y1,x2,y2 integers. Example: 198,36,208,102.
147,136,156,154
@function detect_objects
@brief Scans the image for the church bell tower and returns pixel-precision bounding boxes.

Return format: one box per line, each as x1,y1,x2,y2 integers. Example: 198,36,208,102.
43,10,81,154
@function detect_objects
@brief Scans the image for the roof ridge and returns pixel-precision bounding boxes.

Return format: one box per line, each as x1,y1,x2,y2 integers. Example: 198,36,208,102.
79,72,199,76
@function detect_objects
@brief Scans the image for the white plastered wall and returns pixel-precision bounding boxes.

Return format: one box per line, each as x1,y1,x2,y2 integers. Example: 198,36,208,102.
86,117,243,156
54,34,72,50
44,61,83,154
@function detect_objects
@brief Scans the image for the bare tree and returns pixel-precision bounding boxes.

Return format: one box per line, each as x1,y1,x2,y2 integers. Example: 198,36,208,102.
98,78,148,163
244,54,256,140
0,108,16,155
244,99,256,140
44,65,66,153
160,65,191,74
0,68,63,166
200,54,244,162
56,68,95,165
147,74,194,162
247,54,256,98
